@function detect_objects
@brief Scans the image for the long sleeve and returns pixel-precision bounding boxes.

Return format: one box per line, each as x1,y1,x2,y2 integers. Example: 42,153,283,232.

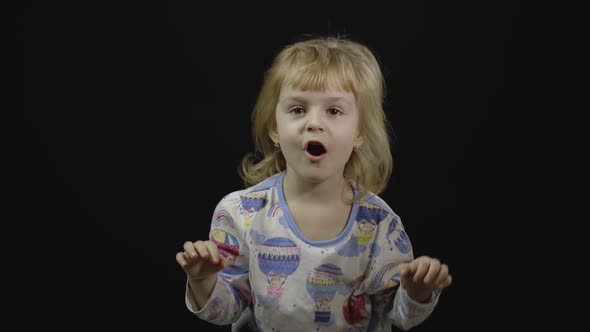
185,192,252,325
365,212,440,331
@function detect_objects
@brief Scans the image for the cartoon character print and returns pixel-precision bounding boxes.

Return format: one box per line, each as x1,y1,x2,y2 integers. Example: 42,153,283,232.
240,192,268,231
357,219,377,246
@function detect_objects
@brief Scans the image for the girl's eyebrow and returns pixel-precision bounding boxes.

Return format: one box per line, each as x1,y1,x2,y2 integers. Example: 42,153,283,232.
282,95,353,106
282,96,307,104
324,96,353,106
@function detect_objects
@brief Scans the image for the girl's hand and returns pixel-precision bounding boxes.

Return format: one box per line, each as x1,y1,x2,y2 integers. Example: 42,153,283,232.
399,255,452,303
176,240,228,281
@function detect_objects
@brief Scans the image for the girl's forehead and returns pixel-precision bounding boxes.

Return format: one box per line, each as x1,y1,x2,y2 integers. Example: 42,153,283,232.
281,65,356,94
278,85,355,104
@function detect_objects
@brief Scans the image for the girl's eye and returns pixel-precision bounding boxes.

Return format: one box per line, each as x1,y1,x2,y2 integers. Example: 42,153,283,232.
289,107,305,114
328,108,343,115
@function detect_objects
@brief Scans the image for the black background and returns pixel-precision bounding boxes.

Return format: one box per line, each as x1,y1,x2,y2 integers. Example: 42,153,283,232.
18,2,583,331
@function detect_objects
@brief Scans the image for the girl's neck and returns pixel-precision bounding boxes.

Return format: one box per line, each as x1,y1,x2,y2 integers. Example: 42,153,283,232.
282,170,352,205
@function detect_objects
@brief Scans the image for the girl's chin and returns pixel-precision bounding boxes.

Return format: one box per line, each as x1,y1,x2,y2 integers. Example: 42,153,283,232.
288,167,341,183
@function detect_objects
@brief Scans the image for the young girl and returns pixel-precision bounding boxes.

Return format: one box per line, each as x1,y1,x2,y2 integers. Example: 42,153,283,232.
176,35,452,331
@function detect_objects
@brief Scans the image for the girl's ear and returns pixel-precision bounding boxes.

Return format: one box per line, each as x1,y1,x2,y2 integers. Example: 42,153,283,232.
354,133,364,150
269,129,279,145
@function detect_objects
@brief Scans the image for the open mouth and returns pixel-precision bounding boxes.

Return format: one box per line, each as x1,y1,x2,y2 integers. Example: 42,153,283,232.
305,141,327,156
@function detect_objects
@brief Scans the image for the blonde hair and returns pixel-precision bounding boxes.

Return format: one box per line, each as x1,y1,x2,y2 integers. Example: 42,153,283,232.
239,35,393,196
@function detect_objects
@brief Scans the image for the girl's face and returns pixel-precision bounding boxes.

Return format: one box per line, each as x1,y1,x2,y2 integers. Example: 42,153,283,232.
270,85,363,183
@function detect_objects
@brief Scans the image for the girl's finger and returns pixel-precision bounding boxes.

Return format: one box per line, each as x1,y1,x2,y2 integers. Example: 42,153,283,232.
434,264,449,286
399,263,410,277
194,241,210,260
438,274,453,289
183,252,191,262
413,259,430,283
176,252,187,266
424,258,441,284
183,241,198,258
204,241,221,265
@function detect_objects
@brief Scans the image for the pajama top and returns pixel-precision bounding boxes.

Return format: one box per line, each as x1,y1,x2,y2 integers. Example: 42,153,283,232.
186,171,441,331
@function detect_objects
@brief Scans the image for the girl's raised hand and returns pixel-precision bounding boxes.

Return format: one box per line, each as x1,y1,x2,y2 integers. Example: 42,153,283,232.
176,240,228,281
399,255,452,303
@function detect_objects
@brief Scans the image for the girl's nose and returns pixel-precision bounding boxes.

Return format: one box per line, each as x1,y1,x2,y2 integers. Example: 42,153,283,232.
305,110,324,132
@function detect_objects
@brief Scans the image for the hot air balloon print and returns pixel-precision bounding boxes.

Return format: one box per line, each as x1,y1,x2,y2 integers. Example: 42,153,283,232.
240,193,268,230
394,229,411,254
387,217,411,254
256,237,300,299
356,203,388,246
306,263,344,324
